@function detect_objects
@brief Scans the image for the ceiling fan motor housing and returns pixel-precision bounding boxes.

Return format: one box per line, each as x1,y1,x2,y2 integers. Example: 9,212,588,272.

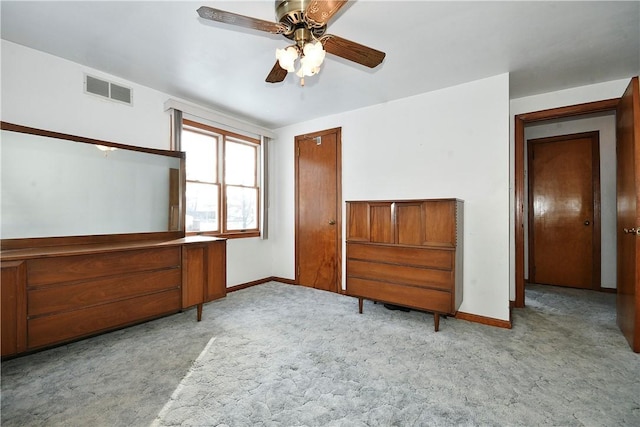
275,0,326,39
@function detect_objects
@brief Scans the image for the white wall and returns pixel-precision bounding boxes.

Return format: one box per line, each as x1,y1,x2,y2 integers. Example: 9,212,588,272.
225,237,274,286
272,74,511,321
524,113,617,288
1,40,170,149
1,40,273,286
509,78,631,299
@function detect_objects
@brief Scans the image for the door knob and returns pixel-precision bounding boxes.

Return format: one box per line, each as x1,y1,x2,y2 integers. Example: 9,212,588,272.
328,220,336,225
624,227,639,235
584,220,590,226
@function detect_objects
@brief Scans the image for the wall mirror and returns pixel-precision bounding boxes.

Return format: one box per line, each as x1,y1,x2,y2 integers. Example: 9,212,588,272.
1,123,184,240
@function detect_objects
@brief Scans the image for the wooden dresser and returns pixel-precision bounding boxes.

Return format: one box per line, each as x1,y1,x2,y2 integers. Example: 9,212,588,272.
1,235,226,358
346,199,463,331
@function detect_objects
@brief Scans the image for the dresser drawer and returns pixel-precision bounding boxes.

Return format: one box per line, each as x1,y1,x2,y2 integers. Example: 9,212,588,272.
347,277,452,313
27,288,181,350
347,259,452,290
28,268,181,317
347,242,453,270
27,247,181,286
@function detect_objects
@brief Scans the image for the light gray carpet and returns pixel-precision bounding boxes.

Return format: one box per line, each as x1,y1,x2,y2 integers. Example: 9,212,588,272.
2,282,639,426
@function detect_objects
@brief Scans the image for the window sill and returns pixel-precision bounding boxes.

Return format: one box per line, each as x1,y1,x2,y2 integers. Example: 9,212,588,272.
187,231,260,240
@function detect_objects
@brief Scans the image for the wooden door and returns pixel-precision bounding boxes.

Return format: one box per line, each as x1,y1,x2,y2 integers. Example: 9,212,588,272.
616,77,640,353
528,132,600,289
295,128,342,292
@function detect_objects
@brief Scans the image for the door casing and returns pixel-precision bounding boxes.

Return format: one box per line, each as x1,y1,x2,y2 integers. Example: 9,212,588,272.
514,99,619,307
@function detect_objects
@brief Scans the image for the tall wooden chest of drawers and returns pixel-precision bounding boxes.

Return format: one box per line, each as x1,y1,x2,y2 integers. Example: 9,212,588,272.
346,199,463,331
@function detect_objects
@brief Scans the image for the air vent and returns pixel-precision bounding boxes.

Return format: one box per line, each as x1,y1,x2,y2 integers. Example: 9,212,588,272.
84,74,132,105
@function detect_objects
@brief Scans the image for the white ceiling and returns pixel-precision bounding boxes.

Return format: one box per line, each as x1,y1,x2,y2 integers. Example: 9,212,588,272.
1,1,638,129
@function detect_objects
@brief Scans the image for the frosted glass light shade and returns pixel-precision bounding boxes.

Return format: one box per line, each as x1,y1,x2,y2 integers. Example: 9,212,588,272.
276,46,298,72
296,41,325,77
303,41,325,67
296,55,321,77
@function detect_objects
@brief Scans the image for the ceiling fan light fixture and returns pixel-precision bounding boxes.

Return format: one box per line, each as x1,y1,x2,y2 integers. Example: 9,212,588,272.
297,53,321,77
276,46,298,72
275,39,325,85
302,40,325,66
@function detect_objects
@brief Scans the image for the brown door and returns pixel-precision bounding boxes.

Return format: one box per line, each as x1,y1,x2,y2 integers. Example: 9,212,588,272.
528,132,601,289
616,77,640,353
295,128,342,292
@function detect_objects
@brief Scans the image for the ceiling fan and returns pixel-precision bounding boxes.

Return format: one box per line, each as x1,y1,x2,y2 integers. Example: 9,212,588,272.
197,1,386,85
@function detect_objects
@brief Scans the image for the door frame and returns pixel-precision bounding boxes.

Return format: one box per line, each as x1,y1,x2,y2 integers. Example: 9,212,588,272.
527,131,602,289
294,127,343,292
514,98,619,307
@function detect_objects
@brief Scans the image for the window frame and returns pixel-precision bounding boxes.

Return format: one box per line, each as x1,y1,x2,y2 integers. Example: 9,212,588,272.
182,119,261,239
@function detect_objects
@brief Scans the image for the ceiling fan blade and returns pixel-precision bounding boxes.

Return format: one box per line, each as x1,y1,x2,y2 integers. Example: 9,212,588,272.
322,35,386,68
197,6,288,34
266,61,288,83
305,0,348,26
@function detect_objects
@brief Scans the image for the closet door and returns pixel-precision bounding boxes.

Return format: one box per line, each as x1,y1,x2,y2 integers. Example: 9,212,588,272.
616,77,640,353
295,128,342,292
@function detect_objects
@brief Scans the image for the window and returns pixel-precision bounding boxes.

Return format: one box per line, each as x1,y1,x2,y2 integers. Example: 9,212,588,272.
182,119,260,237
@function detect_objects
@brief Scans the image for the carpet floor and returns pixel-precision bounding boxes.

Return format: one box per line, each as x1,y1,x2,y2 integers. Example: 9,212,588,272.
1,282,639,426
